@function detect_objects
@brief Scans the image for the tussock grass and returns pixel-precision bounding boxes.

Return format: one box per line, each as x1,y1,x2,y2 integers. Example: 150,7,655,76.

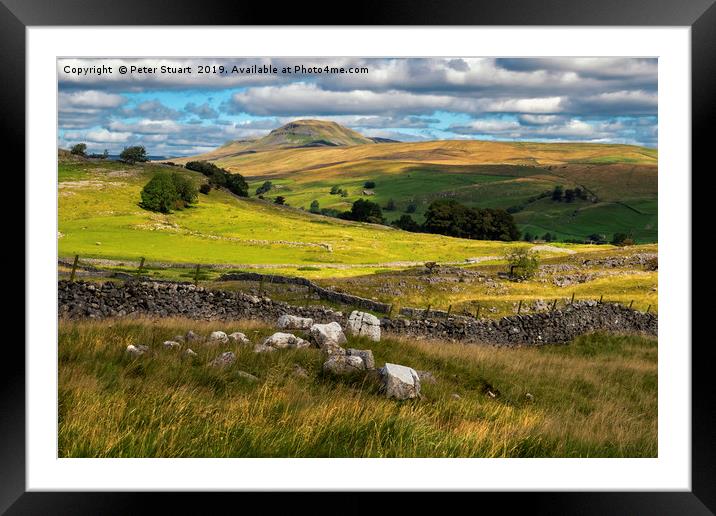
59,318,657,458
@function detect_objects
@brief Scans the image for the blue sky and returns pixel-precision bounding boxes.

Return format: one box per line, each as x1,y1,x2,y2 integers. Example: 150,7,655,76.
58,57,657,157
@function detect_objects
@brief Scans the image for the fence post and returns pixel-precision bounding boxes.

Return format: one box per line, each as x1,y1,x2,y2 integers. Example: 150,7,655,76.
69,254,79,282
599,294,603,304
194,264,200,286
517,300,522,315
426,304,431,318
570,292,575,305
551,299,558,312
446,305,452,319
629,300,634,309
646,305,651,314
475,304,481,319
388,304,394,318
259,276,264,296
138,257,145,275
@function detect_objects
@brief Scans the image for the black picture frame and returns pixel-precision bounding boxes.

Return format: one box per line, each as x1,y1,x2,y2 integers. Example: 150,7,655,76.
4,0,710,513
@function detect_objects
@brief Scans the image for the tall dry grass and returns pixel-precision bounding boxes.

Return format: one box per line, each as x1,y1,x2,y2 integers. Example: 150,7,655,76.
58,317,657,458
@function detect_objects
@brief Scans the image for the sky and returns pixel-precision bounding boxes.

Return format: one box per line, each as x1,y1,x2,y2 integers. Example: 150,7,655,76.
57,57,658,157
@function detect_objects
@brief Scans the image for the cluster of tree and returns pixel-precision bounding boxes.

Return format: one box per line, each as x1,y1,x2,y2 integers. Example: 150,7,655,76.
330,185,349,197
363,181,376,189
120,146,148,164
185,160,248,197
140,172,198,213
421,200,520,241
255,181,273,195
338,199,384,224
391,200,520,241
274,196,287,205
309,200,320,213
551,185,589,203
611,232,635,246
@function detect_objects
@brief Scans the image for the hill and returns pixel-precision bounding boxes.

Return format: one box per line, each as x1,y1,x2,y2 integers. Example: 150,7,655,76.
175,122,658,243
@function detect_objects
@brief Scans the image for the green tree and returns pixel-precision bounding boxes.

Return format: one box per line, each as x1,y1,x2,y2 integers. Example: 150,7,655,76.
70,143,87,156
274,196,286,205
364,180,376,189
256,181,273,195
405,202,417,214
225,173,249,197
309,200,320,213
102,149,109,159
330,185,341,195
140,172,179,213
385,198,397,211
171,172,198,205
505,247,539,280
199,183,211,195
564,189,575,202
120,145,148,164
341,199,384,223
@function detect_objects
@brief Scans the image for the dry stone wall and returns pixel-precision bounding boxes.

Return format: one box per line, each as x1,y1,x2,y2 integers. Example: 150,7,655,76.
58,280,657,346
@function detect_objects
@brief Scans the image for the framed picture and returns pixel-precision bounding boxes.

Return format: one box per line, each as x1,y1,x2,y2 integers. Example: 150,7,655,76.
6,0,710,512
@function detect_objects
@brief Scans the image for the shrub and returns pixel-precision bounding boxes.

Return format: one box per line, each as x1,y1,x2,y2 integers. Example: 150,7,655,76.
120,146,148,164
171,172,198,205
611,232,631,245
70,143,87,156
225,173,249,197
385,198,397,211
505,247,539,280
405,202,417,214
274,196,286,205
330,185,341,195
256,181,273,195
551,185,564,202
185,160,248,196
309,200,320,213
363,181,376,189
140,173,178,213
199,183,211,195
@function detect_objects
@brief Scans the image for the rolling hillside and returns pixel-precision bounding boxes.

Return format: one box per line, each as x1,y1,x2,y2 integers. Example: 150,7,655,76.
174,120,658,242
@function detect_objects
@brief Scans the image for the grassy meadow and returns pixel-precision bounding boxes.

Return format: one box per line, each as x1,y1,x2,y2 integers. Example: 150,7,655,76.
59,318,657,458
175,138,658,243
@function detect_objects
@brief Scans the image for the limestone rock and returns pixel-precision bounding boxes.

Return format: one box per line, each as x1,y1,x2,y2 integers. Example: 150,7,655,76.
261,332,310,351
346,348,375,369
182,348,198,359
163,340,181,350
292,364,310,378
310,322,347,353
381,363,421,400
228,332,250,345
210,351,236,367
209,331,229,344
346,311,381,342
277,314,314,330
235,370,259,382
416,370,437,384
322,355,366,375
186,330,201,342
125,344,146,357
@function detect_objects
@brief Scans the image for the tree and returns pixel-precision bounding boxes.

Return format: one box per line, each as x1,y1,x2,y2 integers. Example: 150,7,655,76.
587,233,607,244
392,214,421,232
564,189,575,202
309,200,320,213
140,172,179,213
422,200,520,241
171,173,198,205
256,181,273,195
341,199,384,223
120,145,148,164
225,173,249,197
505,247,539,280
330,185,341,195
340,189,348,197
385,198,397,211
70,143,87,156
611,232,634,246
274,196,286,205
364,180,376,189
199,183,211,195
523,231,534,242
551,185,564,202
405,202,417,214
543,232,553,242
102,149,109,159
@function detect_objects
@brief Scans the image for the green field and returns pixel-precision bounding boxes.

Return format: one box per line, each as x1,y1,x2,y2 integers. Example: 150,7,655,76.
59,318,657,458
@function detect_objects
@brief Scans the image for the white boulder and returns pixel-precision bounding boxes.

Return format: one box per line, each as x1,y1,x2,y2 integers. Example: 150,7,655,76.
322,355,366,375
209,331,229,344
163,340,181,350
259,332,310,352
381,363,421,400
346,348,375,369
346,311,381,342
228,332,251,345
125,344,146,357
310,322,347,353
210,351,236,367
277,314,314,330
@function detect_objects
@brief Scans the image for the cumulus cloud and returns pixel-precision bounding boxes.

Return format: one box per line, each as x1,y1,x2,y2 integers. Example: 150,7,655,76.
57,57,658,154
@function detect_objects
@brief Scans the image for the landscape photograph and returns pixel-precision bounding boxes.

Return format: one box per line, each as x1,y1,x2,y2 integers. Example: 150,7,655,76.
57,57,658,458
